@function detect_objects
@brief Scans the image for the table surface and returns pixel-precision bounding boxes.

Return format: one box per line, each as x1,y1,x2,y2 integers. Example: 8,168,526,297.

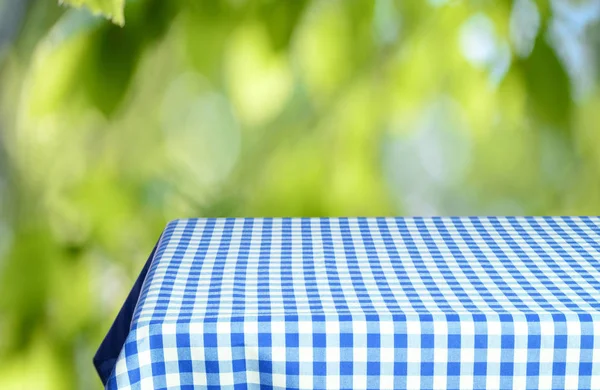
97,216,600,390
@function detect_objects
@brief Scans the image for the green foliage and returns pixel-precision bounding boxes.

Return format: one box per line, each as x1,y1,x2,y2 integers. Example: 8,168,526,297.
60,0,125,25
517,36,572,131
1,1,600,388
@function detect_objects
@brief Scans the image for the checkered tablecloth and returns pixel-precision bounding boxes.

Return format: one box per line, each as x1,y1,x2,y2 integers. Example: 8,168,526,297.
95,217,600,389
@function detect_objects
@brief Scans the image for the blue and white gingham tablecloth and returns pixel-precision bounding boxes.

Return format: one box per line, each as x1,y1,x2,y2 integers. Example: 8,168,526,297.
95,217,600,389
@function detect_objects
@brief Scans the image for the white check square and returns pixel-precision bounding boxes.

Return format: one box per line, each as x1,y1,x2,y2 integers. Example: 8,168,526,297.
163,347,179,362
272,347,286,362
272,373,286,388
165,373,180,387
326,347,340,362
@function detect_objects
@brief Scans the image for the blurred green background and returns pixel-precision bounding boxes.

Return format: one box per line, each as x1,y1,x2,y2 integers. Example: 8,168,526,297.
1,0,600,388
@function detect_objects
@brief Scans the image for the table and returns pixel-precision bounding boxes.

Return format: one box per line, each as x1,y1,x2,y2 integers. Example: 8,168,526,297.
95,217,600,389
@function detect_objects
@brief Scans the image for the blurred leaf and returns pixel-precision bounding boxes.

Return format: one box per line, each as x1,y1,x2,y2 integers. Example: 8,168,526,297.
516,35,572,131
0,333,70,390
0,228,58,352
258,0,308,52
532,0,552,20
78,0,176,116
293,1,355,103
181,12,227,81
24,10,99,118
60,0,125,26
225,22,293,126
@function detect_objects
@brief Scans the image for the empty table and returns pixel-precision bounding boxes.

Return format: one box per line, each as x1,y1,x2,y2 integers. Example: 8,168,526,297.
95,217,600,389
